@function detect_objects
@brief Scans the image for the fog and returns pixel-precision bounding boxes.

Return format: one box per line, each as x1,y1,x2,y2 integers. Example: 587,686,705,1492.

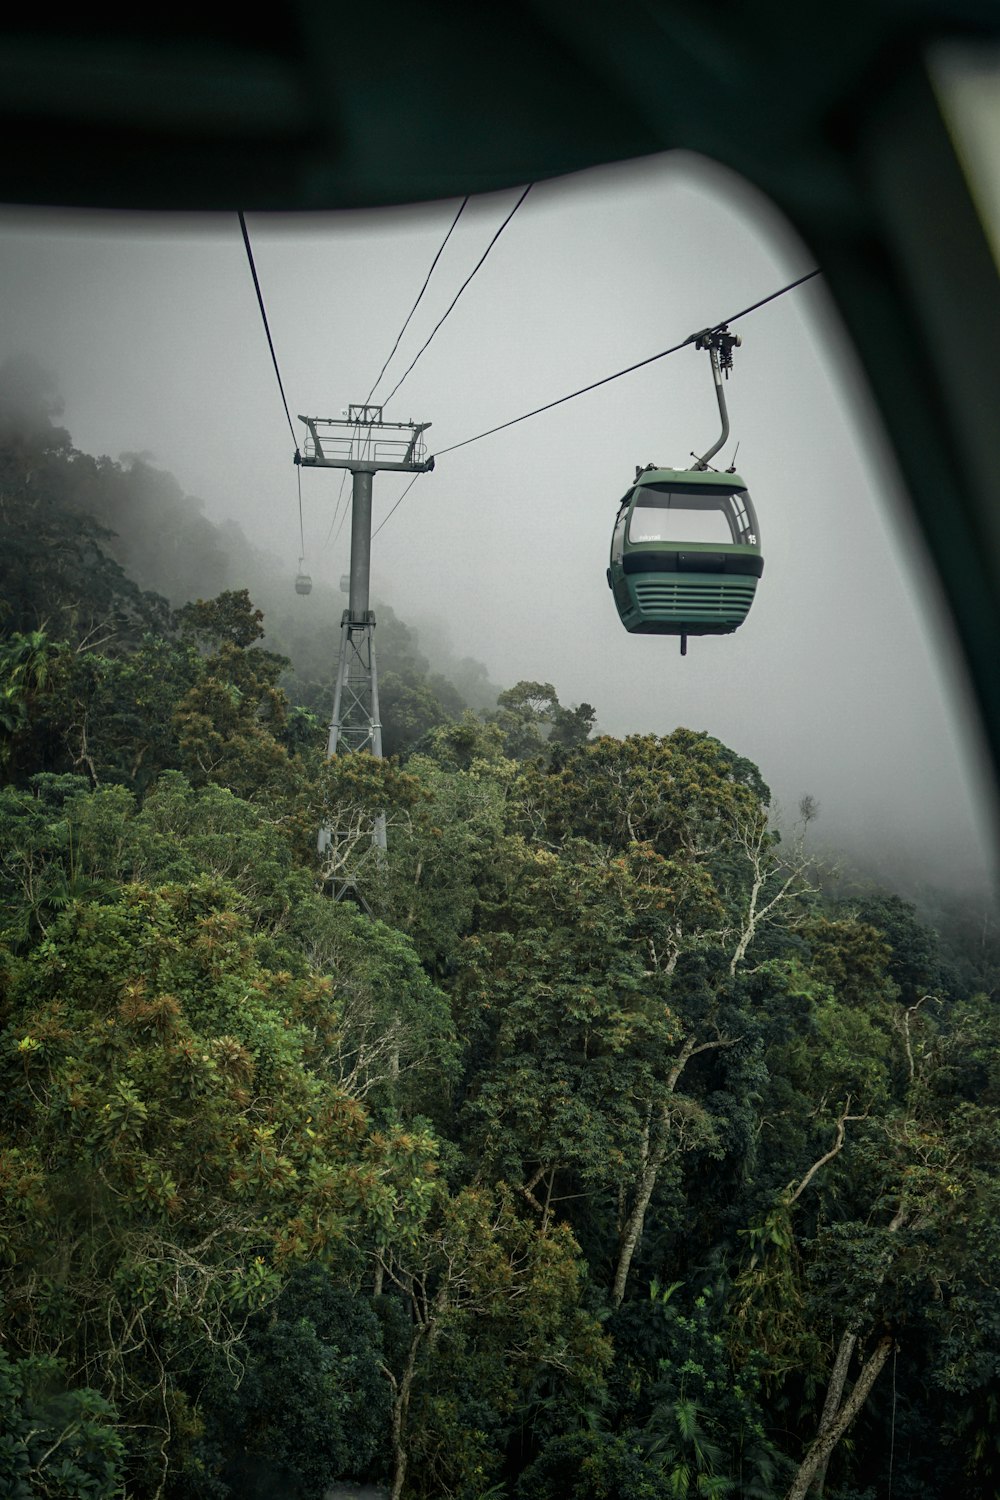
0,152,994,894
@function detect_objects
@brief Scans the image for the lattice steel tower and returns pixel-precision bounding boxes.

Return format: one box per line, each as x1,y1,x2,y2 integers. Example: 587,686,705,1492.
297,406,433,875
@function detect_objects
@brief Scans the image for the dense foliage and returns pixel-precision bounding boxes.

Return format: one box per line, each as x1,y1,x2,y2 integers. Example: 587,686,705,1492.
1,371,998,1499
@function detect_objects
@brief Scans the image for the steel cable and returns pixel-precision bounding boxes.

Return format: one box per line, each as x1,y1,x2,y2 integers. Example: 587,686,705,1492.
433,268,822,461
381,184,533,407
238,211,305,555
366,197,470,404
373,266,821,538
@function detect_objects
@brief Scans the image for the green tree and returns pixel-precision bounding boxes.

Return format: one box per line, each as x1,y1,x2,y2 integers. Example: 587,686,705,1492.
196,1264,391,1497
517,1430,670,1500
377,1184,609,1500
172,591,309,803
0,1349,124,1500
492,681,595,763
377,730,518,977
0,428,171,654
0,631,69,782
0,879,440,1492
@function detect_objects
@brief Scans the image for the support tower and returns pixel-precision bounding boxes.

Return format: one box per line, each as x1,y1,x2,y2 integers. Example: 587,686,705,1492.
297,406,433,889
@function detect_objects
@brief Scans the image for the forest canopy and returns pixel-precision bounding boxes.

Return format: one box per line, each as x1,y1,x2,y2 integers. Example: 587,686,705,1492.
1,364,998,1500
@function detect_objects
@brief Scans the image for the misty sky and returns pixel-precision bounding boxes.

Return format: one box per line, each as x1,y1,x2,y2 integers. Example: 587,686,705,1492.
0,151,994,892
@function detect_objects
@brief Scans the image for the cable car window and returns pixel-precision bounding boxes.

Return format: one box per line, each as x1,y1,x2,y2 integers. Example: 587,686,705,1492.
628,486,736,544
611,492,632,562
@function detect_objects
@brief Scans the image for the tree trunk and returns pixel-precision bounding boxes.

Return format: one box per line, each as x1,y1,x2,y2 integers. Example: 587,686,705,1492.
389,1329,422,1500
785,1334,893,1500
811,1326,858,1496
803,1203,908,1496
610,1034,734,1306
611,1106,670,1307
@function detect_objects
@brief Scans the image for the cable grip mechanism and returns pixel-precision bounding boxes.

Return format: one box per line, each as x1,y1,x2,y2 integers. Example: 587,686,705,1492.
694,324,742,376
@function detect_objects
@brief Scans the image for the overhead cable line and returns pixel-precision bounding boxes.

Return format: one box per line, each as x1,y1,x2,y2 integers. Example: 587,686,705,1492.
239,210,305,555
432,267,822,461
372,266,821,542
322,191,525,553
433,334,694,459
239,212,300,454
705,266,822,333
381,183,533,407
366,197,470,403
326,476,353,552
372,472,423,540
295,466,306,559
322,200,470,553
322,201,468,556
322,474,350,551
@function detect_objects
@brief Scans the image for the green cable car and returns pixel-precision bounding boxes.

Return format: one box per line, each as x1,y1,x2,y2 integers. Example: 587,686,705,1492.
607,467,762,641
608,326,763,653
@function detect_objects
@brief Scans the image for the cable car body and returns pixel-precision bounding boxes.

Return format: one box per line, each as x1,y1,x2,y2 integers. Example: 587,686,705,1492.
608,466,762,636
294,571,313,595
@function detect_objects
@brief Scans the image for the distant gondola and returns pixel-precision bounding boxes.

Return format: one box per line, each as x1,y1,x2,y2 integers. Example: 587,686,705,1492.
295,571,312,595
608,325,762,653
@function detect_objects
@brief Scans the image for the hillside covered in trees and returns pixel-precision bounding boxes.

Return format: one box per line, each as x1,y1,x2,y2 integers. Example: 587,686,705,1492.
1,366,999,1499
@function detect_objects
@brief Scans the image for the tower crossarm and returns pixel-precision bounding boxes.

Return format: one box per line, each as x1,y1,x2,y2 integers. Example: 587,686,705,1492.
296,410,433,472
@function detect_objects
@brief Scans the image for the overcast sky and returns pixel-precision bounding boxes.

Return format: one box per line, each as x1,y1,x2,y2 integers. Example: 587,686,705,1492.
0,150,994,893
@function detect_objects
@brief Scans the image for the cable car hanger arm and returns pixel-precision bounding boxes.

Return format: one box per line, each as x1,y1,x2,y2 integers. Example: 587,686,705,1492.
692,326,740,471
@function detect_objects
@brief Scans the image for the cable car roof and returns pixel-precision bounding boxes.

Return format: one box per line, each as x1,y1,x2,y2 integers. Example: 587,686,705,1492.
634,469,750,489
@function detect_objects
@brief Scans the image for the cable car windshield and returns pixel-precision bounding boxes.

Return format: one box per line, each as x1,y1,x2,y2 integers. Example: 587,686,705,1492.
627,483,757,545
